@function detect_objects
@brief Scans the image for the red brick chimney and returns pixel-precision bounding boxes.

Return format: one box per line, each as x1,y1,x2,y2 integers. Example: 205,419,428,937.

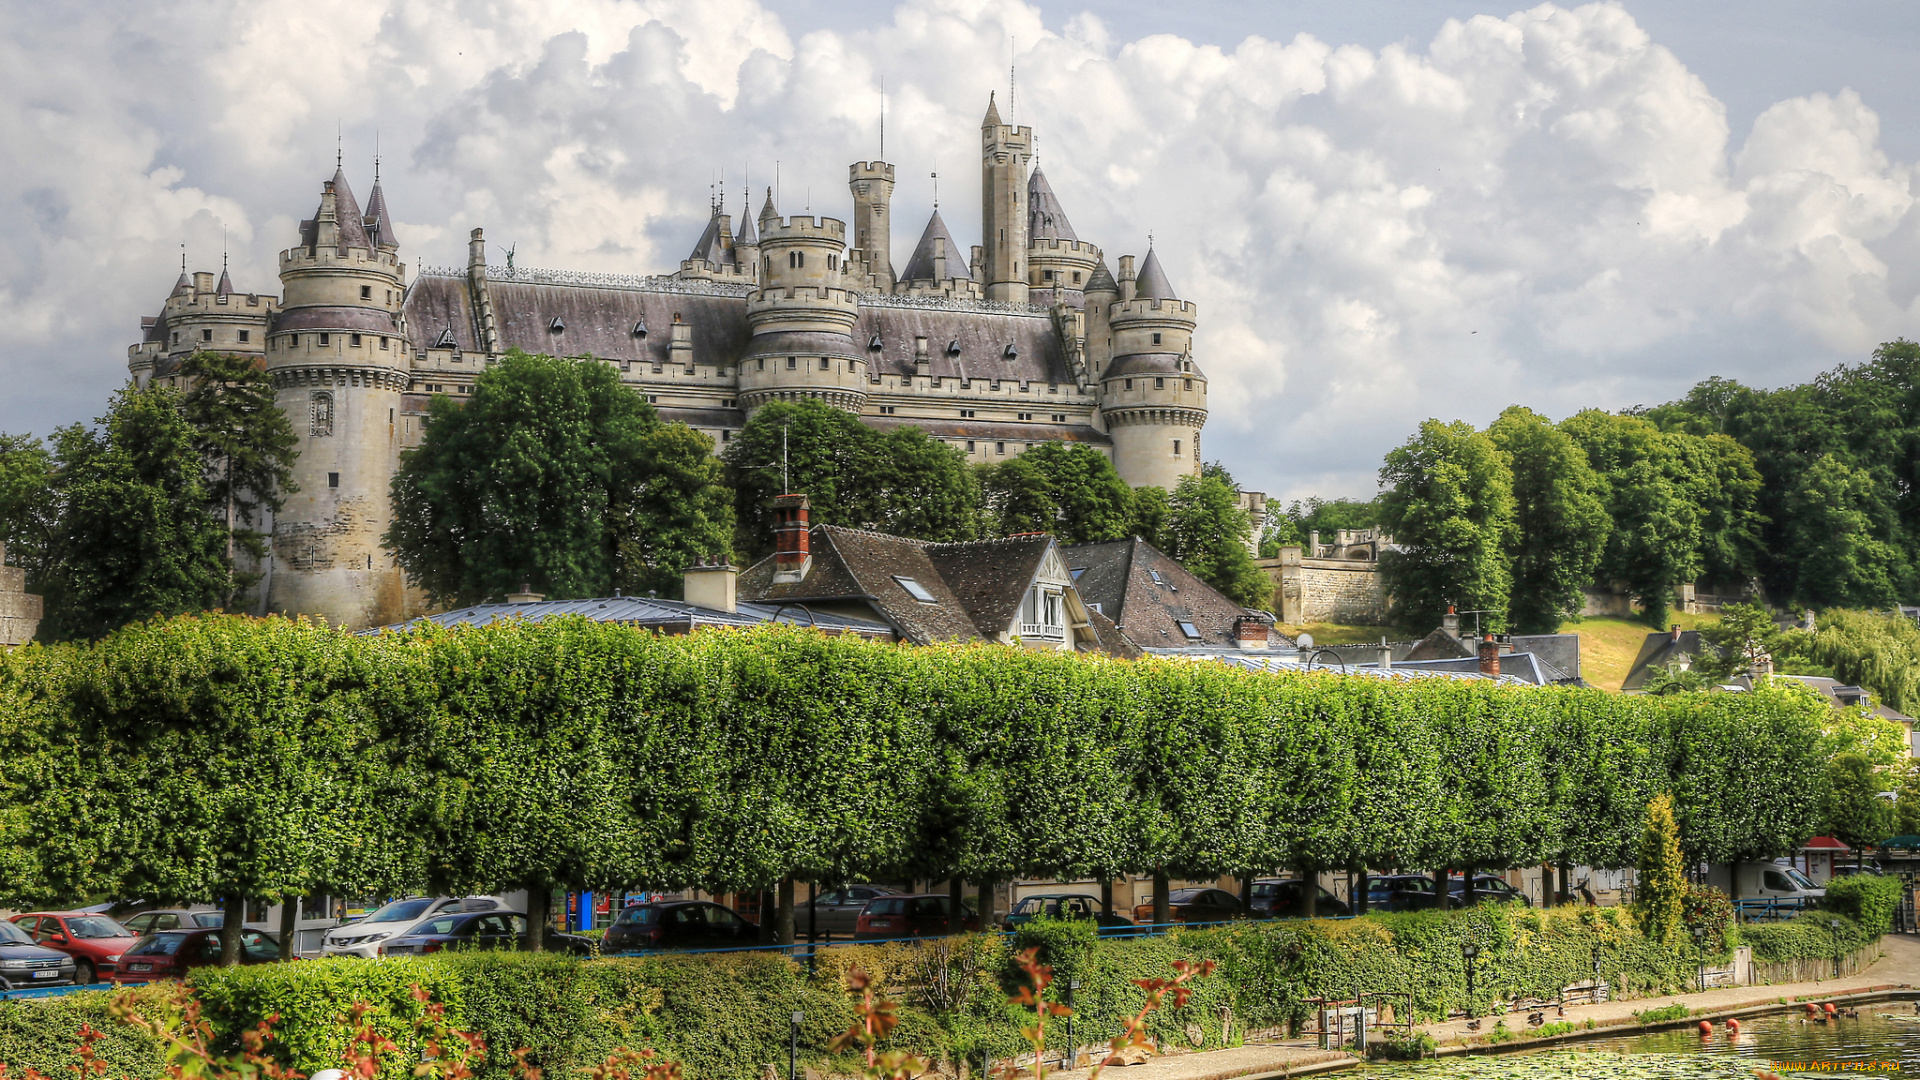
1234,616,1269,651
1670,623,1682,642
772,494,812,584
1477,632,1500,676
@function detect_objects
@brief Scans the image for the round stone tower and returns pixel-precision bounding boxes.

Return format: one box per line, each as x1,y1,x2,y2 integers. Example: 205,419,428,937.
737,208,868,413
265,166,412,629
1098,248,1207,491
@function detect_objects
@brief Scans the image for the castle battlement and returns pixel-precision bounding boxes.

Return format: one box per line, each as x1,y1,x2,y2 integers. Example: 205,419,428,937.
1028,237,1101,258
1111,297,1198,319
849,161,895,181
762,216,847,241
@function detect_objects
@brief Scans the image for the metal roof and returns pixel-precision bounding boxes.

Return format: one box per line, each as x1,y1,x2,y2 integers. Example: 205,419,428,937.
385,594,892,636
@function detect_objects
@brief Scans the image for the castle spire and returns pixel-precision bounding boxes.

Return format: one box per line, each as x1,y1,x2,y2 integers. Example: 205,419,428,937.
982,91,1002,129
326,166,371,253
1133,246,1177,301
759,186,779,229
1027,165,1077,242
901,209,967,284
736,189,759,246
364,172,398,251
216,245,234,296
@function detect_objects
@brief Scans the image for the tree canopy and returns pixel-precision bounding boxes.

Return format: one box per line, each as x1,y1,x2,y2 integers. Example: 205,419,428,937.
1377,419,1515,632
385,350,733,604
979,440,1136,545
1160,473,1272,608
1488,406,1610,635
176,351,299,599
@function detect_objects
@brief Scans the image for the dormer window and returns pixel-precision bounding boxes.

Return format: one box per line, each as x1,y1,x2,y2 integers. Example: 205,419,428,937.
893,576,936,603
632,320,648,338
947,340,961,356
1019,586,1066,640
435,327,458,348
549,316,565,333
869,333,883,349
1003,343,1018,359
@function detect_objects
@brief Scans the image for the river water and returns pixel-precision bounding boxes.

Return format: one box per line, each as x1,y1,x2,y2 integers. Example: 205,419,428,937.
1364,1007,1920,1079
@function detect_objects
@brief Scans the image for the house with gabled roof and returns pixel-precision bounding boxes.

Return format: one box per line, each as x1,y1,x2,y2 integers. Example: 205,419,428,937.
734,494,1138,657
1062,536,1278,654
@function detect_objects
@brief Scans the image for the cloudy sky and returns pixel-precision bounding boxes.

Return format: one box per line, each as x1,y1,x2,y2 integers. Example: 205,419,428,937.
3,0,1916,503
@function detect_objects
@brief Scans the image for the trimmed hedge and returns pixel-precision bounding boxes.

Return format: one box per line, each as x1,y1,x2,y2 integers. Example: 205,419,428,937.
2,903,1847,1078
0,618,1834,911
1822,874,1904,933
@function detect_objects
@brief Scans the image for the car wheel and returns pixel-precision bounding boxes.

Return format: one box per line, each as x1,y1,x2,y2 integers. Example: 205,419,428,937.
73,960,95,986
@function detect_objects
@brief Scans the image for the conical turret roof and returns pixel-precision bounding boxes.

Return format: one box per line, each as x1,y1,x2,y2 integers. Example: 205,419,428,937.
326,167,371,252
1084,257,1117,295
735,198,759,246
216,266,234,296
759,187,779,227
364,180,398,249
901,210,967,282
1027,167,1077,242
1134,248,1177,301
171,270,193,297
982,92,1002,128
687,207,730,265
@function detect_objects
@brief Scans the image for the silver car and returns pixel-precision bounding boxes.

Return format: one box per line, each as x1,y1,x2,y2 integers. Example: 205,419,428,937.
801,885,901,940
322,896,502,958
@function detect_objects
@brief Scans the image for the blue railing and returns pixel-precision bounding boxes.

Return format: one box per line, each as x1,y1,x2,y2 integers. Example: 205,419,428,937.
0,980,113,1002
1733,896,1816,922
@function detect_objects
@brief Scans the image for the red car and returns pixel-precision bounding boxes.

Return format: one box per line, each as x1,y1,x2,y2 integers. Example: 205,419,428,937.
12,912,138,986
114,928,285,983
854,894,979,940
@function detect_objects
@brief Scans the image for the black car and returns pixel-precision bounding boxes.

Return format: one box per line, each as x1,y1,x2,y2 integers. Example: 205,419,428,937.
376,911,594,957
1449,875,1531,907
601,901,757,953
0,918,79,989
1001,894,1134,934
1246,878,1353,918
1365,874,1457,911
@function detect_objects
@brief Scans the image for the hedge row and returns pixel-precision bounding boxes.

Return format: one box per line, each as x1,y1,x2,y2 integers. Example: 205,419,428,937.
0,615,1832,908
0,904,1866,1079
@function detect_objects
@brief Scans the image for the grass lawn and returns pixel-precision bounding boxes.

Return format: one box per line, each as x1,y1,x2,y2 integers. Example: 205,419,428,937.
1274,611,1712,691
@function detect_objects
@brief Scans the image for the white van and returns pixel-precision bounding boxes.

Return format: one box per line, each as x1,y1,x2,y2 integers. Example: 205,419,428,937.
1735,860,1826,909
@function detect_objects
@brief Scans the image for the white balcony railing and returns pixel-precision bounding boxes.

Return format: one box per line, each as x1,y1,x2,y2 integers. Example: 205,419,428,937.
1019,622,1066,640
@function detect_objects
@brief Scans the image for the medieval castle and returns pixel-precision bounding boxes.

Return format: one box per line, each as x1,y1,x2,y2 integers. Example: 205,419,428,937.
127,96,1217,630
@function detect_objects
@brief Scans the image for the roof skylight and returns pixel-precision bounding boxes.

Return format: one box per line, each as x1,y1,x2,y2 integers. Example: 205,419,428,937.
893,576,936,603
1177,621,1202,640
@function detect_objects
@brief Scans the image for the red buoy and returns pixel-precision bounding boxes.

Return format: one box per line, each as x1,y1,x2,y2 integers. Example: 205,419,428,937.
1699,1020,1714,1036
1728,1017,1742,1033
1824,1003,1838,1016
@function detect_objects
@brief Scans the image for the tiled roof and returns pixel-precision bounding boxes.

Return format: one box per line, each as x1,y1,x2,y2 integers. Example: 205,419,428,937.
1133,248,1176,301
1103,352,1200,379
1622,630,1706,691
1063,537,1275,653
900,210,969,284
926,535,1054,638
1027,167,1078,242
365,181,397,248
386,594,891,636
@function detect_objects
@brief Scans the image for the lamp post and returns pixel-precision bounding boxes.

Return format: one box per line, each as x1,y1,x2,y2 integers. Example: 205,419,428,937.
1830,919,1844,979
790,1010,803,1080
1067,979,1081,1069
1691,925,1707,992
1462,943,1480,1017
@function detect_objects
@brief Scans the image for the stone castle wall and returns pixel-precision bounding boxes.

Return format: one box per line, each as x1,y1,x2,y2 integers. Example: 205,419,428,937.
1261,549,1390,626
0,543,43,648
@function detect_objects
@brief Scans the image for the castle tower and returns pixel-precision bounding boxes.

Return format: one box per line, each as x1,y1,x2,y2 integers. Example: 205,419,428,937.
848,160,895,292
980,94,1032,304
734,192,760,283
127,254,277,390
266,166,412,629
737,203,867,413
1082,257,1119,380
1025,166,1099,308
1098,248,1206,491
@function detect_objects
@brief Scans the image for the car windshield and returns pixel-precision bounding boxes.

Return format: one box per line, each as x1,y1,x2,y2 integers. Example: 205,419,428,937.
192,913,224,927
1012,897,1046,915
0,921,33,945
364,899,436,924
127,934,187,956
1167,890,1206,903
1249,883,1279,898
1785,868,1818,890
615,906,658,926
868,898,906,916
65,916,132,939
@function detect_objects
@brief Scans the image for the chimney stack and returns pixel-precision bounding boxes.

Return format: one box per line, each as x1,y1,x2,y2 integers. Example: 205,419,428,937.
1379,637,1393,671
1442,606,1460,638
914,335,931,375
1477,633,1500,676
683,561,738,614
1234,616,1270,651
1670,623,1682,642
506,583,545,604
773,494,813,584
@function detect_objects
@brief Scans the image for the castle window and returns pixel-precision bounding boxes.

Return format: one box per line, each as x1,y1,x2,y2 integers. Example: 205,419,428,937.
1125,379,1134,390
238,330,250,343
1018,412,1032,421
1047,384,1057,394
201,329,213,342
380,337,389,349
1043,269,1054,280
1152,333,1162,345
1172,439,1182,457
758,358,765,371
310,392,334,437
723,399,735,408
786,357,796,370
1072,272,1081,284
828,254,837,270
1155,377,1165,389
996,442,1005,455
966,440,976,453
328,472,339,488
172,332,179,344
319,333,330,346
819,357,829,371
879,406,896,415
360,285,372,300
721,430,730,443
248,295,259,306
1051,414,1066,422
350,334,363,347
1184,378,1193,390
959,409,975,418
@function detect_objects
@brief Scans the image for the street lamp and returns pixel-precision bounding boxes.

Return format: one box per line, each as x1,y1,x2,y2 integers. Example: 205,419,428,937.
1830,919,1844,978
1462,943,1480,1016
790,1010,803,1080
1067,980,1082,1069
1691,925,1707,992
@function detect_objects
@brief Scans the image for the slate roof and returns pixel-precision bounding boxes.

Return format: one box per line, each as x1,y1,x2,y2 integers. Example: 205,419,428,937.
900,211,969,283
1063,537,1275,653
1028,167,1078,242
1085,259,1117,295
686,209,732,265
387,594,891,636
737,524,1138,657
1103,352,1202,379
1622,629,1707,692
855,306,1068,385
1133,249,1177,300
735,202,759,246
865,417,1109,445
364,181,397,249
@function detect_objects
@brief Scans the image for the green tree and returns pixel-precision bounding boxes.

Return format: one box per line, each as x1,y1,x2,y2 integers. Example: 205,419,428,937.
176,351,299,601
1692,602,1789,681
39,385,230,641
1559,411,1703,629
1487,406,1611,634
1634,792,1687,947
1776,455,1906,609
1161,474,1271,608
1799,609,1920,715
386,350,728,605
1376,419,1516,631
1125,485,1169,549
979,441,1135,544
1823,752,1894,867
0,433,54,574
724,401,979,556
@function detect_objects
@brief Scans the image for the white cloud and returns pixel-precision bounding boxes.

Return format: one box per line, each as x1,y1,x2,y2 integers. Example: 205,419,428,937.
0,0,1914,504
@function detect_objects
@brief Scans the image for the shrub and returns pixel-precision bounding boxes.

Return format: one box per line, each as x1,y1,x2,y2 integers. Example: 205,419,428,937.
1632,1003,1689,1023
1741,911,1878,963
1365,1031,1436,1060
1682,886,1739,959
1822,873,1903,932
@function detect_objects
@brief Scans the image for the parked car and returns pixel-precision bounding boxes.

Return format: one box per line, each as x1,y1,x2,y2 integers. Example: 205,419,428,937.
1830,861,1885,878
602,901,758,952
1131,888,1247,925
854,894,980,940
323,897,504,958
801,885,903,940
113,928,284,983
11,912,138,985
0,918,79,989
377,911,595,957
121,909,224,935
1246,879,1352,918
1001,893,1134,933
1449,875,1532,907
1364,875,1456,911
